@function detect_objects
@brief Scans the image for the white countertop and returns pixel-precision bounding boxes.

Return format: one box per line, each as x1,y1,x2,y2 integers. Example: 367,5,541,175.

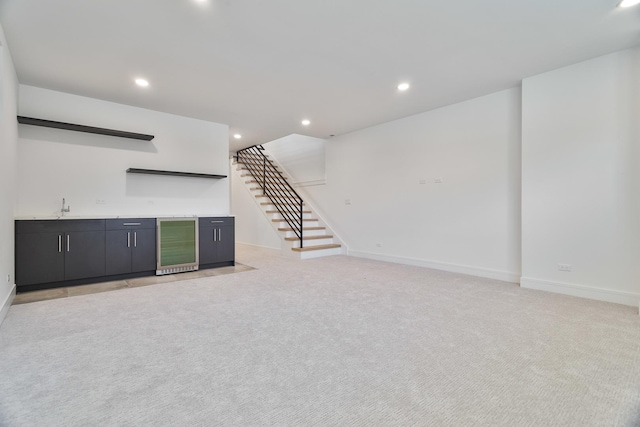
15,215,234,220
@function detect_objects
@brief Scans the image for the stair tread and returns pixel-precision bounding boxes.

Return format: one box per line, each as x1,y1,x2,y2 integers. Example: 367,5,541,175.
285,235,333,241
272,218,317,222
266,210,311,214
252,188,298,193
237,159,277,164
256,195,302,199
278,226,325,231
237,159,276,163
238,166,282,172
240,173,289,182
240,165,281,171
291,244,341,252
261,202,305,206
239,172,283,177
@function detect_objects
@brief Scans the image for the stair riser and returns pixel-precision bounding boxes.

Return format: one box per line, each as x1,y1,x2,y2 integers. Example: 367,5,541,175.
261,205,306,210
250,188,298,193
285,229,326,238
298,247,342,259
266,209,311,214
236,159,278,165
242,173,284,178
261,202,306,208
259,189,300,197
238,168,283,175
248,185,296,192
273,220,318,227
245,181,289,186
255,195,302,200
290,238,335,247
271,213,314,220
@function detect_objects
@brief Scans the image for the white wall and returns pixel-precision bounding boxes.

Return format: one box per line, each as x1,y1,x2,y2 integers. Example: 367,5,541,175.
302,88,522,282
0,24,19,324
230,159,281,249
17,86,229,218
263,134,326,186
521,47,640,305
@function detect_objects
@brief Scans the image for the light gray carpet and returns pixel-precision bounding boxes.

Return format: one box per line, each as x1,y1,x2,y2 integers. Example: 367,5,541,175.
1,244,639,426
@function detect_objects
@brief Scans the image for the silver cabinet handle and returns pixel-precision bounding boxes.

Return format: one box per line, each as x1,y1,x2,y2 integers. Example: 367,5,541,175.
127,232,131,248
213,229,216,242
123,223,141,226
67,235,70,252
134,231,137,247
58,235,62,253
219,229,222,242
210,220,223,223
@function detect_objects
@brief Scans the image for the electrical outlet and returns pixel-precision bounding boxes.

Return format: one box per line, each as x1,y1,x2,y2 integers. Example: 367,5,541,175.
96,199,106,204
419,179,426,184
558,264,572,272
7,274,10,283
376,243,382,248
345,199,352,205
434,177,443,184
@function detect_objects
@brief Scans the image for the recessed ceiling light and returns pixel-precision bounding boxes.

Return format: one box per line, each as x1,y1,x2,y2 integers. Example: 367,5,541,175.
620,0,640,7
397,82,410,91
301,119,311,126
233,134,242,139
135,78,149,87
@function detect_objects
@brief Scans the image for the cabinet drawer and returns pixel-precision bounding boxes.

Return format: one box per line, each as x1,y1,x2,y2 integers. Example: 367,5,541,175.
16,219,105,234
199,217,234,228
106,218,156,230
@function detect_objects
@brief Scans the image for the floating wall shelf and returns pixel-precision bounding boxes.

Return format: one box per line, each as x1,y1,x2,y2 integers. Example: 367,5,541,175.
17,116,155,141
126,168,227,179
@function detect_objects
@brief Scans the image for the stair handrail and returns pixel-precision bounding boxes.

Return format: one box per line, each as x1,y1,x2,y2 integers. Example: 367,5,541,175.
236,145,304,248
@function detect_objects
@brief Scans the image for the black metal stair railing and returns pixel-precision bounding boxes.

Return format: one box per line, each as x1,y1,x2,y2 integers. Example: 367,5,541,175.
236,145,304,248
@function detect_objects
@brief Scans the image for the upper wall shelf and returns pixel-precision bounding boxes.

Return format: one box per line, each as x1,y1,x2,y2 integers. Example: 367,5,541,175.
17,116,155,141
126,168,227,179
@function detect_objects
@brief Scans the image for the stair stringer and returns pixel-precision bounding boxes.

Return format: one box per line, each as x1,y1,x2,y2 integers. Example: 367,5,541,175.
260,150,348,257
232,158,345,259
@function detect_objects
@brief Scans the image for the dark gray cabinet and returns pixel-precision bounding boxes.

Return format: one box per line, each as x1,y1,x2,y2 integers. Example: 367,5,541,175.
132,228,156,272
15,220,106,288
199,217,235,266
105,219,156,276
64,230,106,280
16,216,232,292
15,231,64,286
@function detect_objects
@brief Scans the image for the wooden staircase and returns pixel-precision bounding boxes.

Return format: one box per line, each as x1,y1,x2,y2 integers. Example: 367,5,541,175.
235,146,342,259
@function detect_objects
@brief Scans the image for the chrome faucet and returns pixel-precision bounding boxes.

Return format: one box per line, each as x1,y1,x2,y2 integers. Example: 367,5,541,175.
61,198,71,215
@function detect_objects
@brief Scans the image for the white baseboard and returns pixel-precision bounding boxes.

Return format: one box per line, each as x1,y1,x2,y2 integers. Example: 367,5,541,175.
348,250,520,283
0,285,16,327
521,277,640,307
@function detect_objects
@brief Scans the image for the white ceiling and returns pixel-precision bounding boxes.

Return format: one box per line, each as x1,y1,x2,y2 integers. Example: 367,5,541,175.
0,0,638,152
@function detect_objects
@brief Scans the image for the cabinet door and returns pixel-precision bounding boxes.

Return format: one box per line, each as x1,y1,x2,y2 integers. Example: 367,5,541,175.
217,225,235,263
105,230,132,275
131,228,156,272
64,231,106,280
15,232,64,286
198,226,217,265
